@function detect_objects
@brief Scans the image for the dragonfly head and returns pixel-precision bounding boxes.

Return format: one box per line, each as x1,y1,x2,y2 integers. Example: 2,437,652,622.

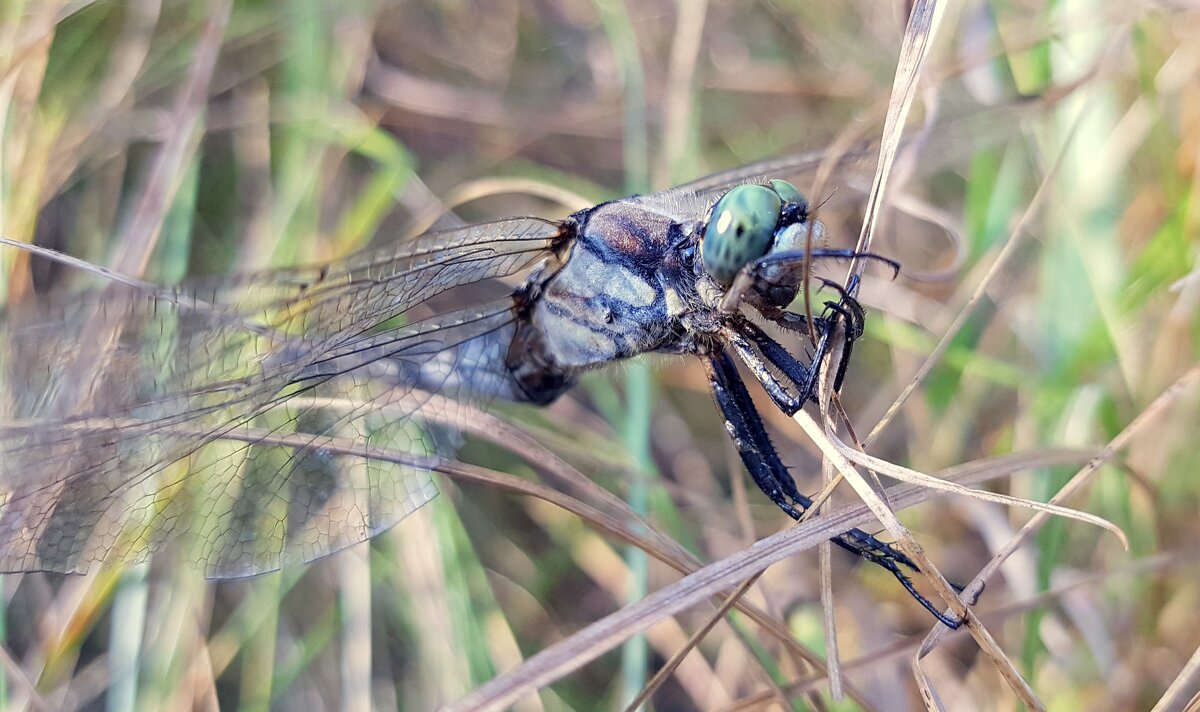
700,179,811,286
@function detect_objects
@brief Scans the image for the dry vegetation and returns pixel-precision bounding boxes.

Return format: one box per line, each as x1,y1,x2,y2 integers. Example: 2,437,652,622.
1,0,1198,710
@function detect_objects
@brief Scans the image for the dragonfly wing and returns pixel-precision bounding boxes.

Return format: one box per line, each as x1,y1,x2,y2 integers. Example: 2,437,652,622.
662,106,1032,218
670,144,877,197
0,217,561,577
637,143,884,226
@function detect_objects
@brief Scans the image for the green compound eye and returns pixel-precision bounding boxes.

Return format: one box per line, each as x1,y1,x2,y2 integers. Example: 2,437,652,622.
702,185,782,285
769,179,806,209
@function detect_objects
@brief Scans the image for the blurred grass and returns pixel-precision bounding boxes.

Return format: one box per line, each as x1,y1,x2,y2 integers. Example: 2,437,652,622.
1,0,1199,710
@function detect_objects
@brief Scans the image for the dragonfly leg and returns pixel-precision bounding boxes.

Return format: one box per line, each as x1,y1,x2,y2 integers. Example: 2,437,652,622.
723,306,861,415
732,269,869,404
770,307,863,361
702,348,806,520
808,279,866,339
702,346,964,628
722,328,807,415
748,248,901,279
800,283,869,394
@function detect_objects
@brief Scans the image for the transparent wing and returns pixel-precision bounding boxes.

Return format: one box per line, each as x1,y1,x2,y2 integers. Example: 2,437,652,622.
665,106,1027,213
640,142,889,228
0,217,561,577
671,144,878,197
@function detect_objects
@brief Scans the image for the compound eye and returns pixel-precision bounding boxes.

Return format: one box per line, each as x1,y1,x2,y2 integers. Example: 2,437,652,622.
769,179,808,212
701,185,782,285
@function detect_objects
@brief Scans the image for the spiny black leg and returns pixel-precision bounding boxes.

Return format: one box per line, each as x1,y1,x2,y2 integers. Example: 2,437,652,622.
729,314,858,412
793,294,864,399
732,324,926,587
810,304,856,396
817,292,866,341
806,283,869,390
703,348,806,520
712,339,858,530
706,346,829,520
702,348,963,628
768,283,865,349
748,248,901,280
738,286,865,402
723,249,900,317
723,329,806,416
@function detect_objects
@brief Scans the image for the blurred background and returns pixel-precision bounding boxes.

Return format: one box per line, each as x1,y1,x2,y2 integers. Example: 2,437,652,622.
1,0,1198,709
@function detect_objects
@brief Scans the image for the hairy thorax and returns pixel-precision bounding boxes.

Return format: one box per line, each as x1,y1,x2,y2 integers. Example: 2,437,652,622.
505,196,703,404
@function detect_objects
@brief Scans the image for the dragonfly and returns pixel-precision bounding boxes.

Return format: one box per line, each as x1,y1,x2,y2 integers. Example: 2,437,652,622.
0,146,961,628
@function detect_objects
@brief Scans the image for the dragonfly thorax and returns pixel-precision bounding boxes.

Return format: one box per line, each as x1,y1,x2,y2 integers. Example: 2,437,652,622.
504,198,700,403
